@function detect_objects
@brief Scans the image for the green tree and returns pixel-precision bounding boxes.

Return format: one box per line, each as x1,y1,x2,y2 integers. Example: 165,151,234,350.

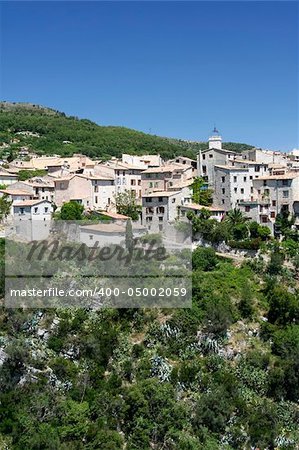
225,208,249,227
192,247,218,272
0,194,12,221
115,190,141,221
59,201,84,220
191,177,213,206
125,219,134,252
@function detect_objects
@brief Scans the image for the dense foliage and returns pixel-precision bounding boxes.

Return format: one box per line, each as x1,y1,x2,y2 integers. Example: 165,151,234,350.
0,235,298,449
0,102,254,161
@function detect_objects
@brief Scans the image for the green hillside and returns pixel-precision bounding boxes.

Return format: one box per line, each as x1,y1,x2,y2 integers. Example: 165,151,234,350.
0,102,254,160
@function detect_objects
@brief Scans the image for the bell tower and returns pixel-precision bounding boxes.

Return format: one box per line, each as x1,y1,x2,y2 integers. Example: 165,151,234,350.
208,126,222,150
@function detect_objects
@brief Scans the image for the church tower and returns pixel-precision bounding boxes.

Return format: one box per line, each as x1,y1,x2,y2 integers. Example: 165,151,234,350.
208,127,222,150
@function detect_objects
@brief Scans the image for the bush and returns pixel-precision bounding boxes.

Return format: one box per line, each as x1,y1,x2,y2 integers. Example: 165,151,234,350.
192,247,218,272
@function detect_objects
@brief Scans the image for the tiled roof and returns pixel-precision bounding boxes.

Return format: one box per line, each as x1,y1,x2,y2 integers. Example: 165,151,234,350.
143,190,181,198
13,199,51,207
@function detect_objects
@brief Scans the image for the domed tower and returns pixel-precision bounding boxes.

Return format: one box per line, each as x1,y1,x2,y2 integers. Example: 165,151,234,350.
208,126,222,150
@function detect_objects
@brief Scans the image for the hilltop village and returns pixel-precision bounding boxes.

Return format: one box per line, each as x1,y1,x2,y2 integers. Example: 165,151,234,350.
0,129,298,242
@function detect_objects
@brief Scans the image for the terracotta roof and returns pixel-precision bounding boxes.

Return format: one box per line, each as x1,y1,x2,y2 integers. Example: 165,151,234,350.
13,199,52,207
253,173,299,181
142,163,187,174
0,188,32,196
143,191,181,198
181,203,225,212
233,159,269,166
80,222,145,233
214,165,248,171
98,211,129,220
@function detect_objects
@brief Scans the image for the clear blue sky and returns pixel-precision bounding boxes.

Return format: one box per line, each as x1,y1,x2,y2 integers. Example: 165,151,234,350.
1,1,298,151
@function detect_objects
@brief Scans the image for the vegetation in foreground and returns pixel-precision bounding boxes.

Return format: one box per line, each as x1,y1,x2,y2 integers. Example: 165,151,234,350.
0,226,298,449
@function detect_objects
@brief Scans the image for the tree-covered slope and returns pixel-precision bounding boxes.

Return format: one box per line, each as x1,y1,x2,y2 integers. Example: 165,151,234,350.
0,102,254,160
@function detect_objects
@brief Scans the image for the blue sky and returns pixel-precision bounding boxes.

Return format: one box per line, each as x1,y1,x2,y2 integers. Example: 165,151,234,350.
0,1,298,151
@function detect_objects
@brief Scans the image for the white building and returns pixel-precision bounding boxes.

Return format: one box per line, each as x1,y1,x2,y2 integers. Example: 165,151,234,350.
80,221,146,247
197,130,237,187
239,172,299,232
142,187,191,232
12,199,53,240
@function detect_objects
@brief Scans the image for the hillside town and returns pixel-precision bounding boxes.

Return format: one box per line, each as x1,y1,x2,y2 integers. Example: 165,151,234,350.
0,129,298,240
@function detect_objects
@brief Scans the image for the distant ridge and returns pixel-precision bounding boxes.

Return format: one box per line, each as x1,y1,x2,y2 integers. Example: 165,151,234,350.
0,101,255,160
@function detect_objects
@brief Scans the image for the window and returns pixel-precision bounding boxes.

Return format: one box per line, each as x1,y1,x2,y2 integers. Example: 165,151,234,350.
222,199,225,205
157,206,165,214
145,197,152,203
95,196,98,204
172,198,176,203
282,179,289,186
262,216,268,223
159,216,163,222
255,166,260,172
146,217,153,222
202,165,207,173
44,207,48,213
149,182,153,188
94,186,98,193
159,224,163,231
34,207,38,213
59,182,65,189
234,188,237,193
158,197,163,202
283,190,289,198
221,176,225,183
243,177,247,182
202,154,206,160
138,180,141,186
272,200,276,207
234,176,237,183
241,188,244,194
131,179,136,186
245,206,250,212
123,171,125,176
222,188,225,194
209,154,213,158
263,180,267,186
251,187,253,193
108,198,110,205
270,211,276,218
250,176,253,180
20,208,24,214
89,235,94,240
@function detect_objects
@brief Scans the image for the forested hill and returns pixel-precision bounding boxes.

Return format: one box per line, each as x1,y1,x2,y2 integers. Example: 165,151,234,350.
0,102,254,160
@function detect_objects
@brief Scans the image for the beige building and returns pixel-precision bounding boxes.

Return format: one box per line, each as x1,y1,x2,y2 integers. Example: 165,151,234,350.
239,172,299,232
141,163,193,196
54,175,93,208
103,161,144,200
